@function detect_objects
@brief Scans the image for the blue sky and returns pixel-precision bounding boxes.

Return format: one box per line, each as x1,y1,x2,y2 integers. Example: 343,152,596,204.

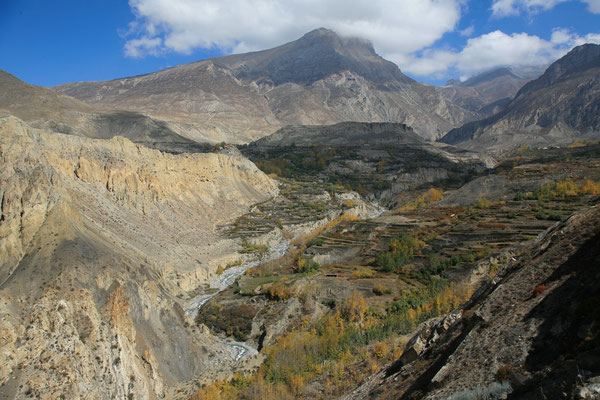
1,0,599,87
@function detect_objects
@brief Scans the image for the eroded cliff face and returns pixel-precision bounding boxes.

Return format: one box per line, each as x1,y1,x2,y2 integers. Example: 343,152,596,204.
0,116,278,399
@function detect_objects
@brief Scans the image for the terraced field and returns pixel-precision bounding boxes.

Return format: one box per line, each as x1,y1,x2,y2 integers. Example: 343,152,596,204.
217,181,343,238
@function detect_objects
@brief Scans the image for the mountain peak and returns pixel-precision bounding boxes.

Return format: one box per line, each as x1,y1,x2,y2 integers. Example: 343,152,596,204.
300,27,377,54
216,28,411,86
543,43,600,82
460,67,518,87
440,42,600,151
302,27,338,38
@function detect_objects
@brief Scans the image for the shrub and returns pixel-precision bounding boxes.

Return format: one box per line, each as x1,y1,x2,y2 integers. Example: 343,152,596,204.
535,210,562,221
547,213,563,221
535,210,548,220
226,259,243,268
514,192,524,201
536,183,553,200
553,180,578,197
307,237,325,247
241,239,269,257
352,268,375,279
263,283,293,301
396,187,443,211
342,200,357,209
475,197,491,209
340,291,368,322
372,285,392,296
373,233,425,272
216,264,224,275
296,255,320,273
246,261,274,277
322,299,336,309
495,364,513,382
447,382,512,400
372,342,389,359
418,187,443,206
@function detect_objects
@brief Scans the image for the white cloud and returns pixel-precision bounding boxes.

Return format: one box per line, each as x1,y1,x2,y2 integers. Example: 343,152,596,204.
582,0,600,12
125,0,463,57
399,28,600,79
456,31,558,71
124,37,163,57
491,0,568,16
551,28,573,44
392,49,459,77
492,0,600,16
585,33,600,43
460,25,475,37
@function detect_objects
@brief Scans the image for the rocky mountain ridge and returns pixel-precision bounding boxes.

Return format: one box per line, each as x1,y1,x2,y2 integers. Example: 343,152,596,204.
54,29,482,143
440,44,600,152
247,121,425,147
242,121,495,204
440,65,544,116
0,70,205,153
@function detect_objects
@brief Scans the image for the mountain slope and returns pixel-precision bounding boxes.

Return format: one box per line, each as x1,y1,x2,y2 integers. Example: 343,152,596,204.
213,29,414,87
440,66,544,116
247,121,425,147
0,115,278,399
54,28,479,143
344,202,600,399
0,69,206,153
242,122,494,204
440,44,600,152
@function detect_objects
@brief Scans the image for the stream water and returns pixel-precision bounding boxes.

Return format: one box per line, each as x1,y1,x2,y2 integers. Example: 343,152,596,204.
184,240,290,362
370,201,387,218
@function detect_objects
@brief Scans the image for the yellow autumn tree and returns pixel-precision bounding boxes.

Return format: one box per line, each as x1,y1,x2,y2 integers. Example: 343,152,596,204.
340,291,367,323
581,180,600,195
553,180,578,197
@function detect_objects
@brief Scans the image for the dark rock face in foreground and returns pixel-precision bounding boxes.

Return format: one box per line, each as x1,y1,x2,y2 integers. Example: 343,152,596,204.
343,203,600,399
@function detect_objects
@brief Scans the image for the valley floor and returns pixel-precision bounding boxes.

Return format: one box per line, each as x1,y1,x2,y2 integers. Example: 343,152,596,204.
179,144,600,399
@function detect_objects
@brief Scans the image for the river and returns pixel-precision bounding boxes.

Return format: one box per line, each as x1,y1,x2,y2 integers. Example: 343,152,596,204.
184,240,291,362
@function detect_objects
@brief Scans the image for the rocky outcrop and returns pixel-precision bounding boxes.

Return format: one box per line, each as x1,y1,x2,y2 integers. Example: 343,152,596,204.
0,116,278,399
248,121,424,147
